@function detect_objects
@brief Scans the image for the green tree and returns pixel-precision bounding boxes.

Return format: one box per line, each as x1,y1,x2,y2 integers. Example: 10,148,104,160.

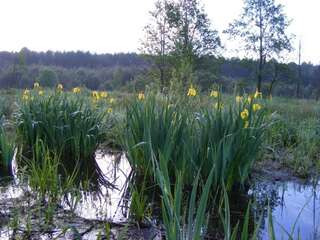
142,0,221,88
141,0,173,90
224,0,293,92
166,0,221,84
37,69,58,87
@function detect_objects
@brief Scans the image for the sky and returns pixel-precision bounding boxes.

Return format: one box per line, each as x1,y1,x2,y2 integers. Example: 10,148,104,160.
0,0,319,64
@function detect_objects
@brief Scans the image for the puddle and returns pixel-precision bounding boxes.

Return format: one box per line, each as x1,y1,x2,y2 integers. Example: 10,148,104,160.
250,179,320,240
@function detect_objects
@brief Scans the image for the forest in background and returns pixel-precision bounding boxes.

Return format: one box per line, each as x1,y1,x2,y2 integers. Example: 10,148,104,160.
0,48,319,98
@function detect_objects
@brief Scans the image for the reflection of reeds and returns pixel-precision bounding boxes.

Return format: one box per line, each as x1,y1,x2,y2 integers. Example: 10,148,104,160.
0,118,14,177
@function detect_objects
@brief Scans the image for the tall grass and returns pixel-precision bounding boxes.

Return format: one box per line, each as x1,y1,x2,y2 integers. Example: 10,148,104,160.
26,138,80,203
264,98,320,176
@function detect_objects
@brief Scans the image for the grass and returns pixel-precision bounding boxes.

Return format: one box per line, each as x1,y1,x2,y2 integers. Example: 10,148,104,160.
263,97,320,177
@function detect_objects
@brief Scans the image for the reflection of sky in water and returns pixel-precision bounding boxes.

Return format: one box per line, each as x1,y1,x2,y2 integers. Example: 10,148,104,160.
258,181,320,240
2,151,320,239
62,152,132,222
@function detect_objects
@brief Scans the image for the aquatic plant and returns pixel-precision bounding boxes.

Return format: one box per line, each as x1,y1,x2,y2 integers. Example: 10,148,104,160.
123,93,187,179
15,89,109,185
219,190,262,240
197,101,267,189
154,151,214,240
123,92,267,189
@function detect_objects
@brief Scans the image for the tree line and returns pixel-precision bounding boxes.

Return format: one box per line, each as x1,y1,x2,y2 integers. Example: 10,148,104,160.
0,48,319,98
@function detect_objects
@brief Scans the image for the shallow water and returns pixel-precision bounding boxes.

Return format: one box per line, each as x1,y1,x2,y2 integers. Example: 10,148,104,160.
251,179,320,240
1,153,320,239
62,151,132,222
0,151,134,239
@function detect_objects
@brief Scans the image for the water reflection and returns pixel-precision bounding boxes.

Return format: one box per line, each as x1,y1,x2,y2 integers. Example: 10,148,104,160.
2,150,320,239
63,151,132,222
250,179,320,240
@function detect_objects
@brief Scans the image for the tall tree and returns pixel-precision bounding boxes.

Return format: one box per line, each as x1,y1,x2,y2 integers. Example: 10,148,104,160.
141,0,221,87
167,0,220,58
141,0,173,89
166,0,221,70
224,0,293,92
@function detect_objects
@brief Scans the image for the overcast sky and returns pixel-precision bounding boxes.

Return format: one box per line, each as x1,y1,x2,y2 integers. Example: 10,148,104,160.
0,0,319,64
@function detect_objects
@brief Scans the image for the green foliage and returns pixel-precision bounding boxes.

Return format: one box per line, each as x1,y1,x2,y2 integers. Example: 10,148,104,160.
37,69,58,87
141,0,221,87
123,92,267,189
219,191,262,240
0,95,14,118
26,139,62,202
198,104,266,189
15,90,107,183
225,0,293,91
155,158,214,240
264,97,320,176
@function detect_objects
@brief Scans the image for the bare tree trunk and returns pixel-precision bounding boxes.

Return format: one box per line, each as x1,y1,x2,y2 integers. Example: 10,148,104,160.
296,40,302,98
160,66,165,90
257,1,263,92
268,62,279,97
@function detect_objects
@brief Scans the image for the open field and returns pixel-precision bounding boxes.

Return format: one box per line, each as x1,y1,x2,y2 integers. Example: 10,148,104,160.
0,84,320,239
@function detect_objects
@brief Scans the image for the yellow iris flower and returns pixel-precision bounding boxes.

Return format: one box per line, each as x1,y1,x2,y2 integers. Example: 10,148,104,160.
210,90,219,98
241,109,249,120
187,86,197,97
253,103,262,112
254,90,262,99
72,87,81,94
100,91,108,98
138,92,145,100
33,82,40,89
57,84,63,91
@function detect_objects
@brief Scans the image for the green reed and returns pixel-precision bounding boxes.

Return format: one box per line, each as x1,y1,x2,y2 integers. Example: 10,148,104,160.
15,90,107,183
123,92,267,189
